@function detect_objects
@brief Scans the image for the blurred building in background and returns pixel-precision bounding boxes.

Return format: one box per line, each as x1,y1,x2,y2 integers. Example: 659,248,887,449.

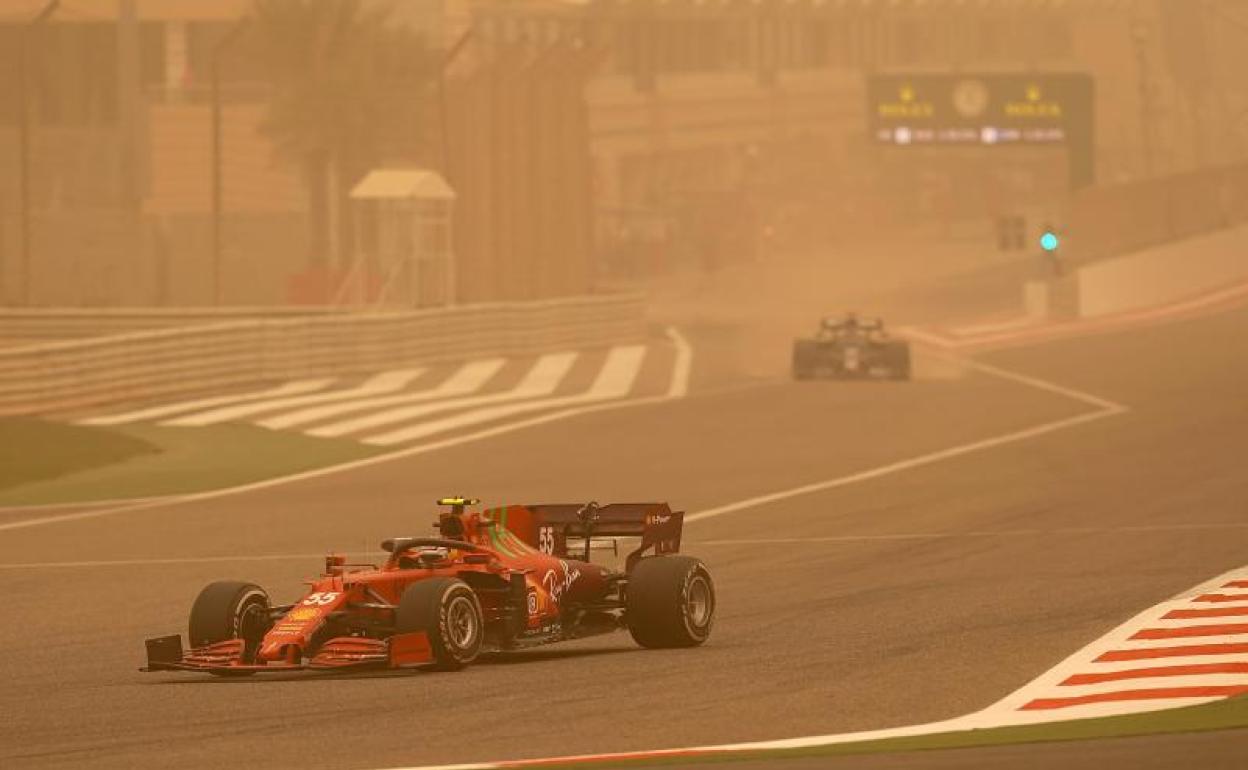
464,0,1248,277
2,0,1247,306
0,0,299,306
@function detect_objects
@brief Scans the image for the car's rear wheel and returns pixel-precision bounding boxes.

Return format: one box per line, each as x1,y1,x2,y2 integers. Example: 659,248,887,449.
396,578,484,670
188,581,270,674
891,344,912,380
626,556,715,648
791,341,817,380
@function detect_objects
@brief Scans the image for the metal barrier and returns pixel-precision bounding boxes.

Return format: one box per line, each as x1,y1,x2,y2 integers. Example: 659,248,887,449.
0,294,646,416
0,306,345,342
1069,161,1248,265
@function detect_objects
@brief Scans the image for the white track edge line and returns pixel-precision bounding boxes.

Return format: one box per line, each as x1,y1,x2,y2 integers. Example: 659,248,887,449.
665,325,692,398
0,331,694,533
686,408,1119,524
0,393,674,533
684,353,1126,525
0,552,373,570
375,354,1148,770
897,325,958,348
0,495,168,514
8,526,1247,570
375,566,1248,770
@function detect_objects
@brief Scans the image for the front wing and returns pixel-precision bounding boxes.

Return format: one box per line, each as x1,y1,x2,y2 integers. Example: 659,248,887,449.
793,341,906,379
141,632,434,674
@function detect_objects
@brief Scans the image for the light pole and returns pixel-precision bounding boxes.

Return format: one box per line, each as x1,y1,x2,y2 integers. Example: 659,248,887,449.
15,0,59,306
1130,19,1156,179
210,17,250,306
435,28,473,306
437,29,473,185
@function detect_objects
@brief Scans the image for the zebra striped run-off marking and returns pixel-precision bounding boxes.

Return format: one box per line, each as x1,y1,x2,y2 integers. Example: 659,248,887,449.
79,378,338,427
73,344,656,443
981,568,1248,721
376,565,1248,770
0,331,692,532
305,351,582,439
360,345,647,446
256,358,507,431
161,368,427,427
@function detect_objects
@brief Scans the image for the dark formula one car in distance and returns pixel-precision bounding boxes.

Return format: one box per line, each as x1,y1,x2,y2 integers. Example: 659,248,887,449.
142,497,715,675
792,313,911,381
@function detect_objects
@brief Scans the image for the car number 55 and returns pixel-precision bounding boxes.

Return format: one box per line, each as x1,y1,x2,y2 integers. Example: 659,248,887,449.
303,592,340,606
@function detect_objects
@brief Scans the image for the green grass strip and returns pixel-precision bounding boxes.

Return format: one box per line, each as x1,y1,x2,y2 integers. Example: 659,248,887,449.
529,696,1248,768
0,422,382,506
0,417,159,491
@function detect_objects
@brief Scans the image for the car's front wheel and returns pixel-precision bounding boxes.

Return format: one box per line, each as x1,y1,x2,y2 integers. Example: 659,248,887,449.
188,580,271,674
396,578,484,670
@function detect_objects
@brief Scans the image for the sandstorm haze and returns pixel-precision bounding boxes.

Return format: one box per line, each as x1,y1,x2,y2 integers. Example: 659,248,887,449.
0,0,1244,316
4,3,1248,769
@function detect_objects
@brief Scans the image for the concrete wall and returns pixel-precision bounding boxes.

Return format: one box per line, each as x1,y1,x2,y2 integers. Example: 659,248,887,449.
1077,224,1248,317
0,293,646,416
1069,162,1248,266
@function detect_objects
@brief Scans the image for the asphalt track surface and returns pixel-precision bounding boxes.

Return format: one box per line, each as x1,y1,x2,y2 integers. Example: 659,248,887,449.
2,305,1247,769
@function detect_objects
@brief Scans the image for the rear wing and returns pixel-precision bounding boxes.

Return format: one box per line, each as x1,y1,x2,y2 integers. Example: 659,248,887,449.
492,503,684,572
819,317,885,331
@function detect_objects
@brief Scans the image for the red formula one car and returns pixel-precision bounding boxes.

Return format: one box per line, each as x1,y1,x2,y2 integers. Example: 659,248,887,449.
142,498,715,674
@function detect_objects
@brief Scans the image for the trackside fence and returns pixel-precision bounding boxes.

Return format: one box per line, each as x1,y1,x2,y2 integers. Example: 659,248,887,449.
0,294,645,416
0,306,346,342
1069,160,1248,265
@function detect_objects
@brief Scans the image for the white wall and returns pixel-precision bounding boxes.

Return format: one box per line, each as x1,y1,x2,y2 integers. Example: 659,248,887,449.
1077,225,1248,317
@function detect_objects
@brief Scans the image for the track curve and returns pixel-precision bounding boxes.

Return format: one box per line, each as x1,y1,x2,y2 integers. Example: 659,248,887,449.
2,305,1247,769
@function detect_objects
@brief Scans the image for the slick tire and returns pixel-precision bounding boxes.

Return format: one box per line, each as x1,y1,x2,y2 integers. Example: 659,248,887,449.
626,556,715,649
396,578,484,670
188,581,270,674
791,341,817,380
889,343,912,381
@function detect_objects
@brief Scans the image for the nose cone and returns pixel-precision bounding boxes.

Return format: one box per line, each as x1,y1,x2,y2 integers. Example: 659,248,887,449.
257,603,332,662
257,639,293,663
